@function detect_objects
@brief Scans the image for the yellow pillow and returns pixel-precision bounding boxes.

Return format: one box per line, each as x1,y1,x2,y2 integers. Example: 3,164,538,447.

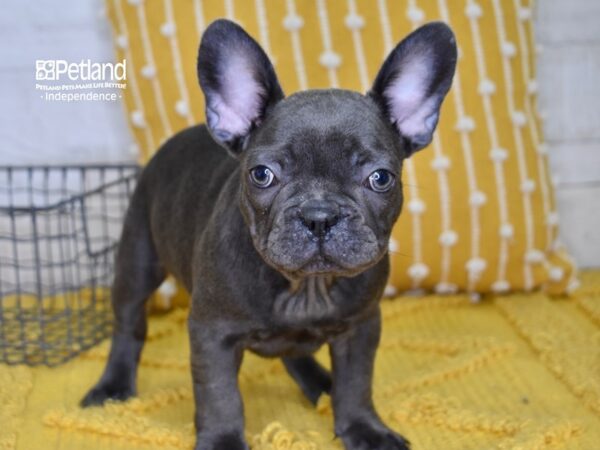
106,0,575,296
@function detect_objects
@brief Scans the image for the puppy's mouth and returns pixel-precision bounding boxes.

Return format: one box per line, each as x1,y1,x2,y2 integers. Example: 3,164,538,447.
297,254,344,275
260,222,383,278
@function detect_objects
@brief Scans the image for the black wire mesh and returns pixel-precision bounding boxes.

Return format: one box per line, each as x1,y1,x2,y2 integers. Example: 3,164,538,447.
0,165,139,366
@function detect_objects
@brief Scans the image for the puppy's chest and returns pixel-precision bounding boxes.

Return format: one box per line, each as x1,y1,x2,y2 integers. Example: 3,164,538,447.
245,276,354,357
245,324,348,357
271,276,348,325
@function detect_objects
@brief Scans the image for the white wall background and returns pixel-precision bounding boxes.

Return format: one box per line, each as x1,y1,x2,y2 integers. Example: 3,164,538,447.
0,0,136,165
536,0,600,268
0,0,598,267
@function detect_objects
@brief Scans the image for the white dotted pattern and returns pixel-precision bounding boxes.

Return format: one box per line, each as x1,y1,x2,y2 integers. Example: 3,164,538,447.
112,0,574,296
440,0,484,291
284,0,308,90
494,0,542,291
316,0,340,87
513,0,562,279
163,0,194,126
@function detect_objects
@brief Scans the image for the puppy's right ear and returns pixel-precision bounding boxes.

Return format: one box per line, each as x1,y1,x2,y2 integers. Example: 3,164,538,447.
197,19,284,156
369,22,457,157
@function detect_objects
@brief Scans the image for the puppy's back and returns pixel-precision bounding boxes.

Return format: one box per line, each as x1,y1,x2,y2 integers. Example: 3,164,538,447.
134,124,238,287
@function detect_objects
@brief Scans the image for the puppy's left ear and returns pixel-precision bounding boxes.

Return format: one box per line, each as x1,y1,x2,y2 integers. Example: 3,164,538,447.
197,19,284,155
369,22,457,156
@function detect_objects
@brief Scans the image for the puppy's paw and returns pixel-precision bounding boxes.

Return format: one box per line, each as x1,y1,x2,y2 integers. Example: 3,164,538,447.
194,432,249,450
80,382,135,407
338,420,410,450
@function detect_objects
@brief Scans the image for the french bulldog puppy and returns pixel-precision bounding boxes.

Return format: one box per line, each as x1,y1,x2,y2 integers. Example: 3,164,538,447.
82,19,456,450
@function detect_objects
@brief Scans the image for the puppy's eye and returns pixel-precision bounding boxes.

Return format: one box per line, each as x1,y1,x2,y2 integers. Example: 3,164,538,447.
367,169,395,192
249,165,276,188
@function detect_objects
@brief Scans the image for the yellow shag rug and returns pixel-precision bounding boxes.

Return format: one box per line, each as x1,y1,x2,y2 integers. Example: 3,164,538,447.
2,271,599,450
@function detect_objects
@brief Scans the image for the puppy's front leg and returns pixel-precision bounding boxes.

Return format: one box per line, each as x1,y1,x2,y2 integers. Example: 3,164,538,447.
188,317,248,450
330,308,410,450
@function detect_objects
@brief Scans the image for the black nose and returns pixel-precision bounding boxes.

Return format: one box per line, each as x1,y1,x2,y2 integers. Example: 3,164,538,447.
300,199,340,237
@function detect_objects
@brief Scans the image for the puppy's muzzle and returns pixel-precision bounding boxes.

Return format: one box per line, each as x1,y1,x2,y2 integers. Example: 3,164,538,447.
299,199,340,238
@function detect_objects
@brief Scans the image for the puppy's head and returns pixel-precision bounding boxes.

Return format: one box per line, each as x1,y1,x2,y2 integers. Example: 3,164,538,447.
197,19,456,279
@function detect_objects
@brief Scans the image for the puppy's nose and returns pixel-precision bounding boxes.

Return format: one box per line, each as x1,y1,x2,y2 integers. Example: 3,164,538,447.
300,199,340,237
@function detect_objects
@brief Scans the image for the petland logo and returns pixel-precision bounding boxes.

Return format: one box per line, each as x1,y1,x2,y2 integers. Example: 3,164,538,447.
36,59,127,81
35,59,127,102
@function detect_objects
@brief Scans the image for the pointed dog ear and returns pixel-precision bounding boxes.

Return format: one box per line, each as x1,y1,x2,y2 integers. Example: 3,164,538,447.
369,22,457,157
197,19,284,156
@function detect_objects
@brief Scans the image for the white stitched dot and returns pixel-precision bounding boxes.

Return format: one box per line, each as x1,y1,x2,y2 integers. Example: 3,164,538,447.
319,51,341,69
456,116,475,132
116,34,128,49
344,12,365,30
470,190,487,207
439,230,458,247
490,147,509,162
384,284,398,297
502,41,517,57
512,111,527,127
131,110,145,128
466,257,487,274
518,7,532,21
160,22,176,37
465,2,483,19
527,79,538,94
158,279,177,298
141,65,156,79
470,292,482,303
500,223,514,238
478,79,496,95
431,155,451,171
546,211,559,226
492,280,510,293
520,179,536,193
525,249,545,264
175,100,188,117
407,6,425,23
549,266,565,282
435,282,458,295
408,263,429,281
408,198,426,214
388,238,399,253
537,143,548,155
127,0,142,5
283,13,304,31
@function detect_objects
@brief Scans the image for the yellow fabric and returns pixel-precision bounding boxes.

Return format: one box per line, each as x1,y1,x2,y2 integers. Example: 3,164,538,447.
106,0,575,297
2,270,600,449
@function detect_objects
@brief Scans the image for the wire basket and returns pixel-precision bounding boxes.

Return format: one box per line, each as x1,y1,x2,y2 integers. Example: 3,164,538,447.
0,165,139,366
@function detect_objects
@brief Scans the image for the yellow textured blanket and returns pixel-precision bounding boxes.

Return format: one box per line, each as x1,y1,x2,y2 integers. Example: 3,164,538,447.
2,271,599,450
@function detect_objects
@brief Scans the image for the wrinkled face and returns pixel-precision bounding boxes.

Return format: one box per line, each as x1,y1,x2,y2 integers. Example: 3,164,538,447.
197,20,456,279
238,91,404,278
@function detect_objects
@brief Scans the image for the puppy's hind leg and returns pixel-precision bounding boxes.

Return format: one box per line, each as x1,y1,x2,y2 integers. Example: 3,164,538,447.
283,356,331,405
81,195,165,407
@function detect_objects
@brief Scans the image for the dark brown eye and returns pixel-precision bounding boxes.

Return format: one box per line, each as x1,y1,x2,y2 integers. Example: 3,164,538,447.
368,169,394,192
249,165,275,188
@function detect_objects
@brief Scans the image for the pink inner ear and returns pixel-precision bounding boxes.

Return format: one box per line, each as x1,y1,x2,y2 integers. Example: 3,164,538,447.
212,54,265,137
385,57,437,138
